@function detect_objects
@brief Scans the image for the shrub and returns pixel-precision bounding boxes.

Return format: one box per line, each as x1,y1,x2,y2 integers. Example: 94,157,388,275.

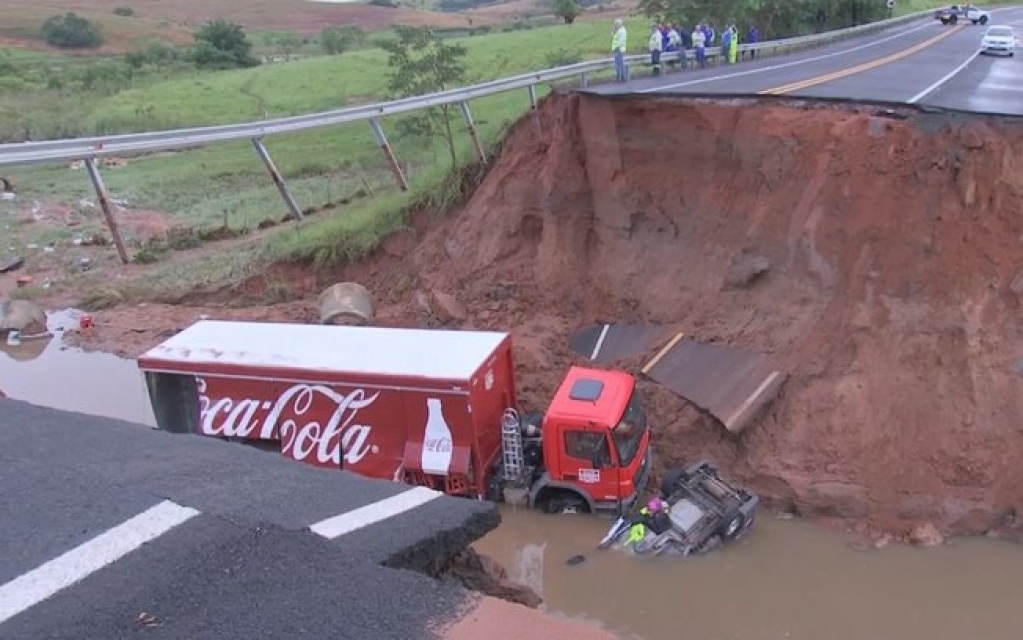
41,13,104,49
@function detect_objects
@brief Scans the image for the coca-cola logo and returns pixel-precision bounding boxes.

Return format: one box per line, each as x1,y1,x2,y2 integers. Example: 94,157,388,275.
197,378,381,466
424,437,452,454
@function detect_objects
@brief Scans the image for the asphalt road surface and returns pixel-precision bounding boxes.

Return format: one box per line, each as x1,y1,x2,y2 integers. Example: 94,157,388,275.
0,399,497,640
595,7,1023,116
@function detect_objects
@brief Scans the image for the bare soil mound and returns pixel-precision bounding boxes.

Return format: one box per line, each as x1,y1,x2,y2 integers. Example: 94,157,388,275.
385,93,1023,537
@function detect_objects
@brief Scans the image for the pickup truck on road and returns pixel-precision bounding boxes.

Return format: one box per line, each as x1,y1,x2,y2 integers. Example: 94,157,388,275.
934,4,991,25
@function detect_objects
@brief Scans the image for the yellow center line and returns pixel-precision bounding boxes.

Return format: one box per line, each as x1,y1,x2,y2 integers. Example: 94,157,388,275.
759,25,965,95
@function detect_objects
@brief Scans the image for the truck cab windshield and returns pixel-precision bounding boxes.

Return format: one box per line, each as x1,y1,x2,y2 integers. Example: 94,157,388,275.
611,391,646,466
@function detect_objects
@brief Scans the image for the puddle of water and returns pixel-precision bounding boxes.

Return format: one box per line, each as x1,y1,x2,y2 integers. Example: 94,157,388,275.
0,309,155,426
476,506,1023,640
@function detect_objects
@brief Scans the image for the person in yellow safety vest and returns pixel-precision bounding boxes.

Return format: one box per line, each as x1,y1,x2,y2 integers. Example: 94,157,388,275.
728,24,739,64
626,497,672,547
611,19,628,83
648,24,663,77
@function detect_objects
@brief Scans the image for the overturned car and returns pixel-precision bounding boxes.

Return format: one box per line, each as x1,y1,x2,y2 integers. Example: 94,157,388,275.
599,460,758,557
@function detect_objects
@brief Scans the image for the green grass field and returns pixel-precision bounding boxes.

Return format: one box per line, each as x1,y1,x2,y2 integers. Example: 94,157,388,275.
0,2,949,301
2,18,643,253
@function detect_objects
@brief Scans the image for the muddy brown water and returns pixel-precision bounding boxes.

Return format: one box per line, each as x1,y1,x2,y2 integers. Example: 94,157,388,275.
475,508,1023,640
0,310,155,426
2,322,1021,640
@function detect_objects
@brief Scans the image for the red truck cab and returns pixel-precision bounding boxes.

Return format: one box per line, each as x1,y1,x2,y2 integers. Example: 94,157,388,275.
521,367,652,516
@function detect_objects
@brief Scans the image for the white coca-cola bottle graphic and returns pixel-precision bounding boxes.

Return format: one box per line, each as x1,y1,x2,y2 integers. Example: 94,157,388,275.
421,397,453,475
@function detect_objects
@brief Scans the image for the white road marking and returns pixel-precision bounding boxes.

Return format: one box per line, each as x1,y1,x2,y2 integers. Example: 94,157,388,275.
590,324,610,361
908,50,981,103
639,20,934,93
308,486,443,540
0,500,199,626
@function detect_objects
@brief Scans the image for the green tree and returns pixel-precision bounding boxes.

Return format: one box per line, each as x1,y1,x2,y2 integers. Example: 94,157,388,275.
41,13,104,49
191,20,259,69
381,26,468,170
320,25,366,55
272,32,302,61
553,0,582,24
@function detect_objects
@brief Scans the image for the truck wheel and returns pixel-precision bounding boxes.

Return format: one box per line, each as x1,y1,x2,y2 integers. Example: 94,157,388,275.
979,15,988,25
949,14,957,24
544,493,589,515
718,509,746,540
659,468,689,497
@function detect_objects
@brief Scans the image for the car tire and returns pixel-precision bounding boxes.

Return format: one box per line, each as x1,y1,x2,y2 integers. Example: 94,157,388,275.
980,15,989,25
659,468,689,497
718,509,746,540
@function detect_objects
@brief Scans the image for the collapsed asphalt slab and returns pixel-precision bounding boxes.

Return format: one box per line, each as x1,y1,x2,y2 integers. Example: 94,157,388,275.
0,399,500,639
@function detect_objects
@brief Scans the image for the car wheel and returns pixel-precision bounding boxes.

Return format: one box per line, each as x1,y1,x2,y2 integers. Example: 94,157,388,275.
980,15,989,25
718,509,746,540
659,468,688,497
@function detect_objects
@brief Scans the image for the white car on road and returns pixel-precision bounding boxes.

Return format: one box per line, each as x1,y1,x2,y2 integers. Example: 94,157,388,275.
980,25,1017,56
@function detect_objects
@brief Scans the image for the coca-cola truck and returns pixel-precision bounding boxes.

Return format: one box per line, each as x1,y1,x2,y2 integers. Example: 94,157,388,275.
137,320,653,517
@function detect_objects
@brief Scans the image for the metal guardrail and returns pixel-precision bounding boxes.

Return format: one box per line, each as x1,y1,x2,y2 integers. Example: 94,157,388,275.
0,9,939,262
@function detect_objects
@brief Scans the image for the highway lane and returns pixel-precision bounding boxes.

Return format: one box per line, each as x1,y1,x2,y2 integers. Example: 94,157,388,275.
780,6,1023,111
0,399,497,639
593,16,957,96
922,13,1023,112
594,7,1023,116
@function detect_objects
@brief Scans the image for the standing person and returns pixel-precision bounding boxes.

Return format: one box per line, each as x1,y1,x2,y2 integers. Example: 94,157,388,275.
746,24,760,59
666,24,681,70
678,24,692,69
611,19,628,82
692,23,707,69
648,23,663,77
720,23,732,64
728,23,739,64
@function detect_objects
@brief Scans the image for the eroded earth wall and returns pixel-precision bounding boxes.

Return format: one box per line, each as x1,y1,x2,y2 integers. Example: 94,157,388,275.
419,92,1023,536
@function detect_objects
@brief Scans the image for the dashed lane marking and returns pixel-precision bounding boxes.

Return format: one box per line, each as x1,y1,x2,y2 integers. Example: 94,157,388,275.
308,486,443,540
0,500,200,626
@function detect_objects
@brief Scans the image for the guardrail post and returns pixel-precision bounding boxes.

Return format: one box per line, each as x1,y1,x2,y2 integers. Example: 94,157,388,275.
83,157,129,265
368,118,408,192
458,101,486,164
580,72,589,88
251,138,303,221
527,84,538,110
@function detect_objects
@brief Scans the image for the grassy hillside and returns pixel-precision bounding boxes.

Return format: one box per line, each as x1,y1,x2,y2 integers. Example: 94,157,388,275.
87,20,624,132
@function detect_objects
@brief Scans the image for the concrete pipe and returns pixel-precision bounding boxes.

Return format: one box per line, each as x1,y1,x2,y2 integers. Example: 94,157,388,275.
317,282,376,326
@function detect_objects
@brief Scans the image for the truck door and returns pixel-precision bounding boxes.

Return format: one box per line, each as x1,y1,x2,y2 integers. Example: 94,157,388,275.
562,429,619,504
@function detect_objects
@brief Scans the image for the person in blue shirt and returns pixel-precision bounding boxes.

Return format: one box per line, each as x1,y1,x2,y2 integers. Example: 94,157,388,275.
746,24,760,59
721,24,732,64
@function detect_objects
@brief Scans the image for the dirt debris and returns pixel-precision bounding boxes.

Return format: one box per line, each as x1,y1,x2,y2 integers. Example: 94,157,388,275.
438,548,542,609
59,93,1023,542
